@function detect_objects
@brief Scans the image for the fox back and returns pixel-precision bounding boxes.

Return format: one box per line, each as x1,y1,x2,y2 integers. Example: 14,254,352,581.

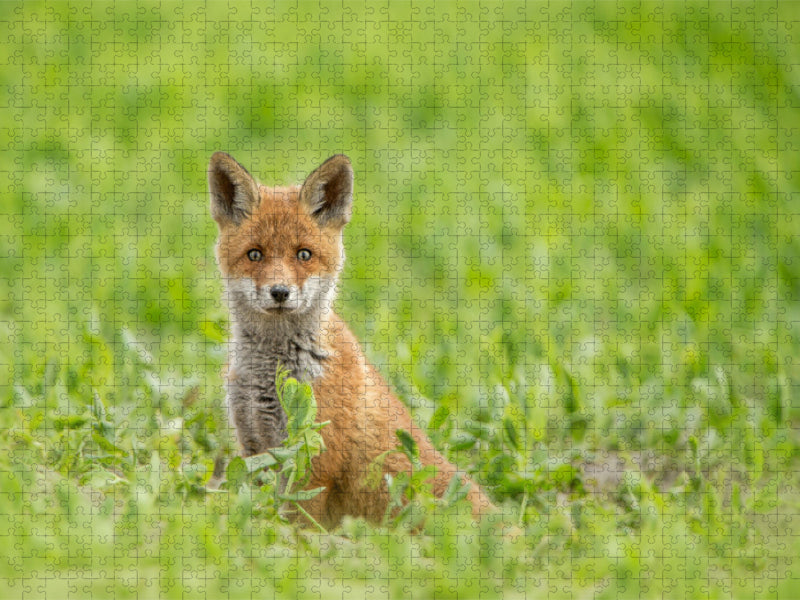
209,152,492,527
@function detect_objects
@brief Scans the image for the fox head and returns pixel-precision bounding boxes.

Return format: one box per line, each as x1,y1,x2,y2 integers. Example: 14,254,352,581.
209,153,353,322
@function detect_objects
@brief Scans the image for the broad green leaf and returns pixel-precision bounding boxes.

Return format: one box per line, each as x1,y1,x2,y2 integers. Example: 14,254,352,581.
225,456,248,489
244,452,278,473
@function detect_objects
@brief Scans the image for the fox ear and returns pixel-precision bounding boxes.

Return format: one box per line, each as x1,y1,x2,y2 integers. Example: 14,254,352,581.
208,152,260,227
299,155,353,229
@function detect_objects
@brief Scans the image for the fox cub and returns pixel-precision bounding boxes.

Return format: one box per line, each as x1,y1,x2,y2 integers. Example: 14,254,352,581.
208,152,492,527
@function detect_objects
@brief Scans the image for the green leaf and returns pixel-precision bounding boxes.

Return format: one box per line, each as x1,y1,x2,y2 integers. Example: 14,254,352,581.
243,452,278,473
302,430,325,456
552,361,580,415
282,377,299,405
449,433,477,451
278,486,326,502
276,369,318,438
268,443,304,464
288,383,316,436
428,404,450,432
53,415,89,431
365,449,395,490
91,431,123,454
503,416,518,451
395,429,420,467
443,473,471,505
225,456,248,489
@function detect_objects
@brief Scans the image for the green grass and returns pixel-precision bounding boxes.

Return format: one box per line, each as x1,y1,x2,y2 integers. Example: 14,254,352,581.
2,1,799,598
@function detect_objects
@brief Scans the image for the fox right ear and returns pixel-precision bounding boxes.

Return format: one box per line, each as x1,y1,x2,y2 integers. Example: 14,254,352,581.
208,152,260,227
299,154,354,229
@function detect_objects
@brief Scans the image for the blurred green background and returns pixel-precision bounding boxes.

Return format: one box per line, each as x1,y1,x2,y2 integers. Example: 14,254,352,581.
2,2,799,598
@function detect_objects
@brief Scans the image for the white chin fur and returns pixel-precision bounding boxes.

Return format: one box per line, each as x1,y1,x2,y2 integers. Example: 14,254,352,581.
225,275,336,318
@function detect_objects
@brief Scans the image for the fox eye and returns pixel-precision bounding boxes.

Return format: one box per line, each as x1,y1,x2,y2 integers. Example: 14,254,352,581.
247,249,263,262
297,249,312,262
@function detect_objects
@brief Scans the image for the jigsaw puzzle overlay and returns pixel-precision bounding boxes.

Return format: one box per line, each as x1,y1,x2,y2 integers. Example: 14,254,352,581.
2,2,798,598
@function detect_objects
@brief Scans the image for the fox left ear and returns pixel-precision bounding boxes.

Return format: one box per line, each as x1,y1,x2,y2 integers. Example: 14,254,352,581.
208,152,260,228
299,155,353,229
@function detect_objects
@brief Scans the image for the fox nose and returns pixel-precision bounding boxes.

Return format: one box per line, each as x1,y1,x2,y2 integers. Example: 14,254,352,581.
269,285,290,303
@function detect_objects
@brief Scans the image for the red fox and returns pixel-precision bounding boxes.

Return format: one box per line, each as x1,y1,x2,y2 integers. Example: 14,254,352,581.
208,152,492,527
